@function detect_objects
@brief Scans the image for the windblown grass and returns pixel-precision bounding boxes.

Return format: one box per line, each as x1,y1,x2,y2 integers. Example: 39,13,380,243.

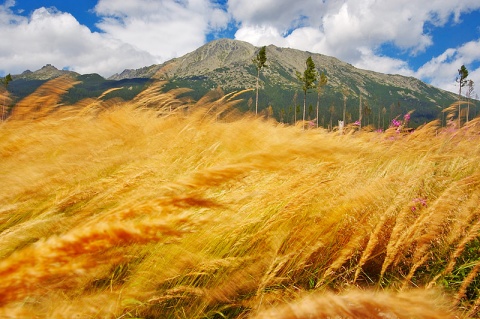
0,79,479,318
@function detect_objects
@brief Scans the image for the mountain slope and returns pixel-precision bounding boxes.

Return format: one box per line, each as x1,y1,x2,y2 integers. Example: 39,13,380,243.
110,39,459,127
7,39,463,127
13,64,79,81
8,66,152,108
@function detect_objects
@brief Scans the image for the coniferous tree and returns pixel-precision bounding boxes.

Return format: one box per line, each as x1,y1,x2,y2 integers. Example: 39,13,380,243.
296,56,317,128
253,46,267,115
456,65,469,127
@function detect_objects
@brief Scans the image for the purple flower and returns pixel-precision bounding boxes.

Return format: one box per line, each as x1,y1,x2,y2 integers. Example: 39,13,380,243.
354,120,361,126
404,113,411,122
391,119,401,127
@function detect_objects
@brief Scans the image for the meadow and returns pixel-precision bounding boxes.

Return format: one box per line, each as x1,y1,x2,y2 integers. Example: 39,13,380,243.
0,76,479,318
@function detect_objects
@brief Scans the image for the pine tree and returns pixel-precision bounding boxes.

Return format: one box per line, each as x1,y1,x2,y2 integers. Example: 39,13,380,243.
456,65,469,127
253,46,267,115
296,56,317,128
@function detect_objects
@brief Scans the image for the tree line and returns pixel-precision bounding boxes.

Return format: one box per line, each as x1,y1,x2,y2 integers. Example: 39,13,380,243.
253,47,477,131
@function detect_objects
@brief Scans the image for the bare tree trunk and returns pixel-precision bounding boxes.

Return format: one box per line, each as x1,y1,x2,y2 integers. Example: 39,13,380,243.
303,91,306,129
359,95,362,129
467,99,470,123
2,92,6,121
293,91,297,124
377,106,380,129
255,68,260,115
458,86,462,128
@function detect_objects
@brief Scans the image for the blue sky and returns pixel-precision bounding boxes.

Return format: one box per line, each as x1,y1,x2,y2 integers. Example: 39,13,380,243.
1,0,479,95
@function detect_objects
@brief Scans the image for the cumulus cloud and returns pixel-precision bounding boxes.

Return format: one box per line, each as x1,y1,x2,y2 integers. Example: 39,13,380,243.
0,2,157,77
231,0,480,91
354,48,415,76
94,0,229,61
416,40,480,94
0,0,229,77
1,0,479,94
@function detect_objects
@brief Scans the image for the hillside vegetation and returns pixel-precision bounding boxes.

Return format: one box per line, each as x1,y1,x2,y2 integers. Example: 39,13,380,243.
0,78,479,318
7,39,461,128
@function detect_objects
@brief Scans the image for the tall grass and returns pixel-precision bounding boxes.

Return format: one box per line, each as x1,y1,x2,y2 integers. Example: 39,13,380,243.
0,78,479,318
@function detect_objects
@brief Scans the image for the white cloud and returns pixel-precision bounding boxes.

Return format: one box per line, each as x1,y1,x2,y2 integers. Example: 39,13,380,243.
0,0,229,77
0,3,157,77
354,47,415,76
1,0,479,95
228,0,323,32
415,40,480,93
231,0,480,92
234,25,287,47
94,0,229,61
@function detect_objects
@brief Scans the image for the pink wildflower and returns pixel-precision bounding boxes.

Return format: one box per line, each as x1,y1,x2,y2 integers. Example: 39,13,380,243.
391,119,401,127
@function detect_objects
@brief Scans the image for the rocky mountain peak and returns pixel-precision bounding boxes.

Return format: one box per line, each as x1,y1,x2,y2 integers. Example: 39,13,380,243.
14,64,79,81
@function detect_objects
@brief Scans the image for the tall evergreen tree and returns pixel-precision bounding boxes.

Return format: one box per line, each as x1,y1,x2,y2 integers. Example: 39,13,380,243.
253,46,267,115
296,56,317,127
1,74,12,121
456,65,469,127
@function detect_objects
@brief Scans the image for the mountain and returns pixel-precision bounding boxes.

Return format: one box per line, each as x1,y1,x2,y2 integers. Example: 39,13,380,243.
13,64,79,80
109,39,459,127
8,39,463,128
8,65,152,106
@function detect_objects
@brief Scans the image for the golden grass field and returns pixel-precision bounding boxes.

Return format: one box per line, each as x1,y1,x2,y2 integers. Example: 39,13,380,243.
0,76,479,318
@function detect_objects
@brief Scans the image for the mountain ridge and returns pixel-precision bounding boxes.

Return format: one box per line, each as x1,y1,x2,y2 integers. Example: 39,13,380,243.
108,39,456,100
8,39,463,127
13,64,79,81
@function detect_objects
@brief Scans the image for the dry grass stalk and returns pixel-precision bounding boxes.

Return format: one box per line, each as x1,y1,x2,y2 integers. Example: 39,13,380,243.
455,261,480,304
9,76,81,120
252,289,459,319
382,174,480,278
439,217,480,282
1,82,480,317
354,205,396,282
0,210,198,306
